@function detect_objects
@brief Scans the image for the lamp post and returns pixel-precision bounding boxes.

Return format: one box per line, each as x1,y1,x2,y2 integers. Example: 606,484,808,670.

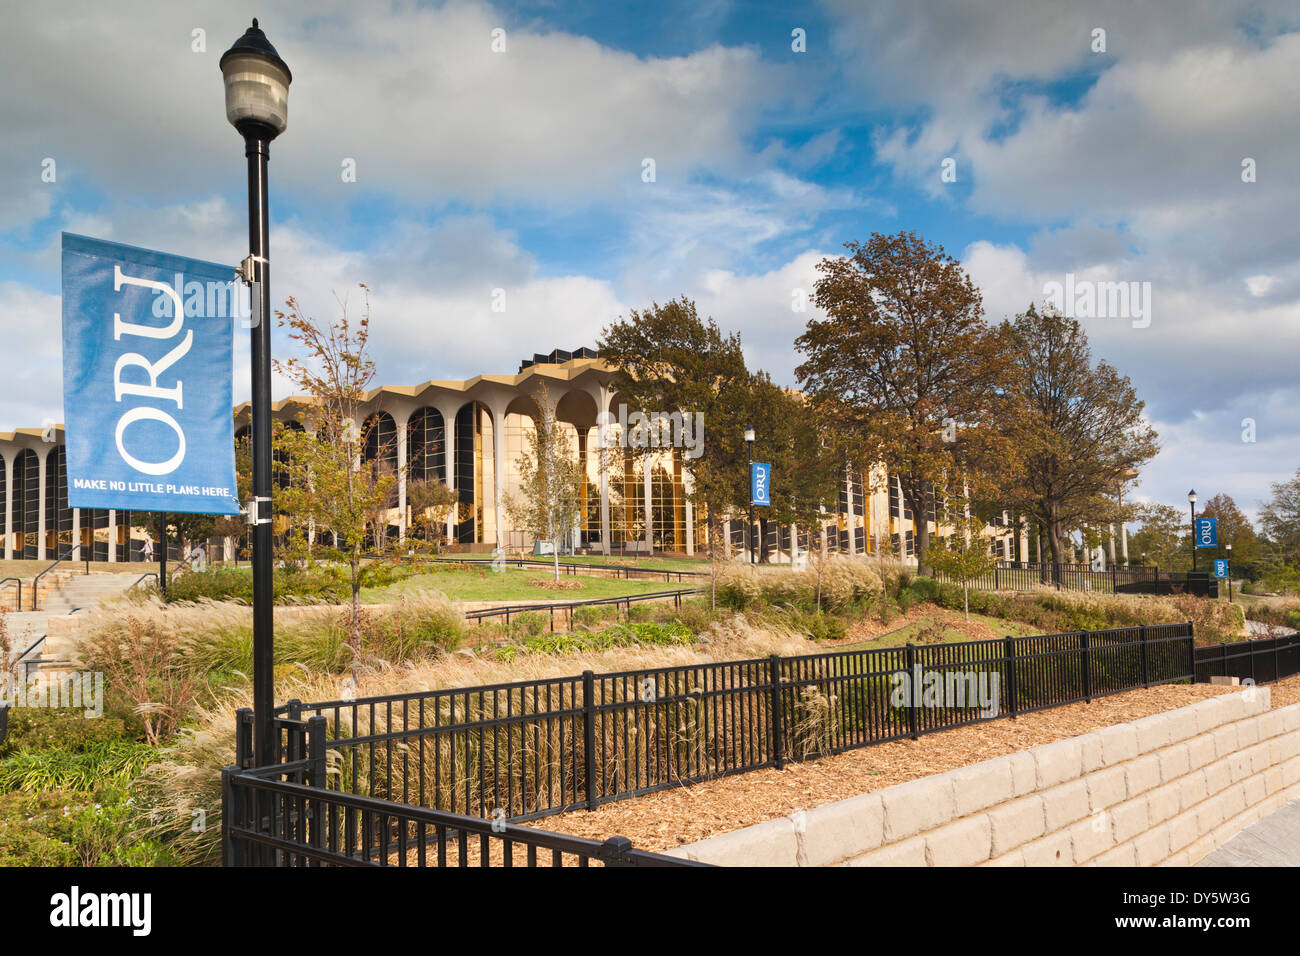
1187,489,1198,573
221,19,291,768
1225,541,1233,601
744,426,756,564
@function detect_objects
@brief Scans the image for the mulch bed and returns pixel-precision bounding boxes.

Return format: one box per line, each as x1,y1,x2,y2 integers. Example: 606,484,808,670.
530,676,1300,853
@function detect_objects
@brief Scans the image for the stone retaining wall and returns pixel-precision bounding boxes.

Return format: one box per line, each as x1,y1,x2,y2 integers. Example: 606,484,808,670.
665,688,1300,867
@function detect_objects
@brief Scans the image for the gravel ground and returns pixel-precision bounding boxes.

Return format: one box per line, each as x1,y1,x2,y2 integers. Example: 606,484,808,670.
532,675,1300,853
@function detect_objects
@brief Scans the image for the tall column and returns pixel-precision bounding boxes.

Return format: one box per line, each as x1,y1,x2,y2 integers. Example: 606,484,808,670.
442,405,458,545
845,471,856,557
643,459,653,555
72,507,81,562
1107,522,1117,564
598,410,611,555
684,499,694,556
396,415,408,539
491,405,506,550
107,509,117,563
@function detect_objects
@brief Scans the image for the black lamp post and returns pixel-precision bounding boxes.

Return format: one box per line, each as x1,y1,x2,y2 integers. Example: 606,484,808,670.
1187,489,1198,573
744,426,756,564
221,19,291,768
1225,541,1233,601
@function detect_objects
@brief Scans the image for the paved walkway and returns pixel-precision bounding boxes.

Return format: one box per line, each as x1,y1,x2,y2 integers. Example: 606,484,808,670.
1197,798,1300,866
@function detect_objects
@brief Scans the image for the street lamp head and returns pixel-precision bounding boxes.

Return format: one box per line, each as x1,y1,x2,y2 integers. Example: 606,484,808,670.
220,18,292,138
743,426,756,443
1226,542,1233,553
1187,489,1197,504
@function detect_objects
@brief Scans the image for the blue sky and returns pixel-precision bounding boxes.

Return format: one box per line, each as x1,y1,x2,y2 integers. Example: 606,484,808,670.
2,0,1298,522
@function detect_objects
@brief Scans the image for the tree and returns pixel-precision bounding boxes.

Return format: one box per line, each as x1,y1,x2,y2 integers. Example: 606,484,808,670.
748,375,842,601
406,476,458,550
1260,469,1300,565
796,232,1009,575
995,304,1159,568
505,383,586,581
1198,493,1261,578
599,297,753,605
1129,503,1188,572
926,511,999,620
273,286,400,673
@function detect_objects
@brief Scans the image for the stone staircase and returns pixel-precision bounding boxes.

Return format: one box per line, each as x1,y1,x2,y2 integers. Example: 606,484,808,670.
5,572,146,675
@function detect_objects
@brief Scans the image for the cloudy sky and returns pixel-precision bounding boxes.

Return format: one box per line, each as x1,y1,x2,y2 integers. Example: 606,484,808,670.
2,0,1297,520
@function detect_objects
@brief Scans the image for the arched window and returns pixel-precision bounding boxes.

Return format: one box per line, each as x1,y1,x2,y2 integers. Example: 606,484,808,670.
12,449,39,559
406,407,445,483
45,446,72,558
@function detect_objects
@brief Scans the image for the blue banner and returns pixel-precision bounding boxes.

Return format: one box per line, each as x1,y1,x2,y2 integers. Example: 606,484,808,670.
61,233,240,515
1194,516,1218,549
751,462,770,506
1213,559,1229,579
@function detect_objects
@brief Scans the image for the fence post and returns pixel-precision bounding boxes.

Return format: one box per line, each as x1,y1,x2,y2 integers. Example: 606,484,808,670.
768,655,785,770
307,715,327,859
904,643,919,740
994,565,999,590
1139,625,1149,687
582,670,598,810
220,766,238,867
235,707,254,769
1081,631,1092,702
1004,636,1017,718
598,835,633,867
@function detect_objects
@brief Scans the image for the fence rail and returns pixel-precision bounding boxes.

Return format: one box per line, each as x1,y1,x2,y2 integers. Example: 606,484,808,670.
1194,632,1300,686
936,561,1219,598
222,758,695,867
464,587,702,630
254,622,1194,829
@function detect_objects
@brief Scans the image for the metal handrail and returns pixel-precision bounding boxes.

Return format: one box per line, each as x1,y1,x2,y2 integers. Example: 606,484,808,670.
0,577,20,612
464,586,703,631
30,543,90,610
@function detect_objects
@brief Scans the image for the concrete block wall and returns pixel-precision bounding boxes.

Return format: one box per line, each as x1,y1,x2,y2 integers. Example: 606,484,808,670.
665,689,1300,867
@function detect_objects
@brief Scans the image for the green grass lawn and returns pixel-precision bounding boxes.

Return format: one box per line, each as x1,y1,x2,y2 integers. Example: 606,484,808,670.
836,611,1044,652
362,566,699,604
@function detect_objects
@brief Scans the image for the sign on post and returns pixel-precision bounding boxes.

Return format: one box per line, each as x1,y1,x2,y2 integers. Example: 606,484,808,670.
751,462,771,506
61,233,241,515
1194,517,1218,549
1213,559,1229,579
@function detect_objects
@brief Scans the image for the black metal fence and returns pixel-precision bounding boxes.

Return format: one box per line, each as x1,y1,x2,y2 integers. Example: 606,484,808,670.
1194,632,1300,686
221,712,698,867
937,561,1219,598
237,622,1193,834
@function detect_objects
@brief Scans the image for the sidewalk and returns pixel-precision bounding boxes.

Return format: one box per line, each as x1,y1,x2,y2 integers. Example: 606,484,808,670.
1196,798,1300,866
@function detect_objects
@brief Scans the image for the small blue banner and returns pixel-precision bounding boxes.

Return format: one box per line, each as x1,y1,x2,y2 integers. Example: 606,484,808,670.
1194,516,1218,549
751,462,771,506
61,233,241,515
1213,559,1229,579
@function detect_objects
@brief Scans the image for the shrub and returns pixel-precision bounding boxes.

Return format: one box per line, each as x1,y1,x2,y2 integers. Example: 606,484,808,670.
0,786,177,867
509,611,549,639
0,708,132,756
0,742,157,792
715,559,881,613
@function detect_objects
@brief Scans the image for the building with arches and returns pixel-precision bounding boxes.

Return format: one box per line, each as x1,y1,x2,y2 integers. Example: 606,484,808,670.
1,350,1032,564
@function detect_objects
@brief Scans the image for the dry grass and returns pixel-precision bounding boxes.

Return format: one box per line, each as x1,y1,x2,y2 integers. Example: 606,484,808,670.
531,675,1300,853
